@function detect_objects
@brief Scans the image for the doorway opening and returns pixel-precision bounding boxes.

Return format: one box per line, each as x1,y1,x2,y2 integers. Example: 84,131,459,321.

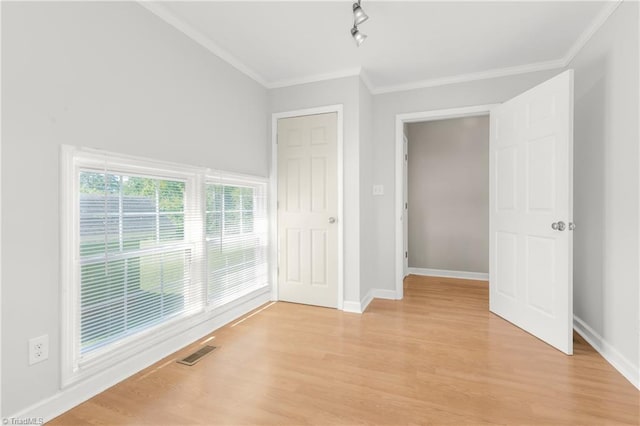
405,115,490,282
395,105,497,299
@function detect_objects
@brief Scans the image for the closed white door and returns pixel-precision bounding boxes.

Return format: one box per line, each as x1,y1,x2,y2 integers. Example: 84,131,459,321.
490,70,574,354
277,113,338,308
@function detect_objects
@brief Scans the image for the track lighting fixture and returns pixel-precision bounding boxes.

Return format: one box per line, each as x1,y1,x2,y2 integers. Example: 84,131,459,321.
350,0,369,46
351,26,367,47
352,1,369,26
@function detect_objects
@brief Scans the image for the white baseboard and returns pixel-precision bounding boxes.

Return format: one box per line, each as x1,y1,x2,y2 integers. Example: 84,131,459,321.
408,267,489,281
360,290,374,313
573,315,639,390
342,288,400,314
371,289,399,300
342,300,363,314
8,289,272,423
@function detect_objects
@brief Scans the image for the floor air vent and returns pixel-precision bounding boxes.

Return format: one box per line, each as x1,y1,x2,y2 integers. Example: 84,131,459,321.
177,345,217,366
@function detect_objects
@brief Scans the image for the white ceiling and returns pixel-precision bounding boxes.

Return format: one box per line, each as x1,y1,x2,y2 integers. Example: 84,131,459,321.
144,1,617,93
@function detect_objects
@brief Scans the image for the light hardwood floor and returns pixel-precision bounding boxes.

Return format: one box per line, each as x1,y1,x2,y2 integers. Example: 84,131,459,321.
51,275,639,425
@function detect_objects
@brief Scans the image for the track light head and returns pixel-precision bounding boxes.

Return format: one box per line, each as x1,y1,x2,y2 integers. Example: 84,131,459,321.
350,25,367,46
352,2,369,26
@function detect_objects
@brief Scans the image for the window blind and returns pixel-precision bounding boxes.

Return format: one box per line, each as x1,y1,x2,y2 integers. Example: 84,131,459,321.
205,176,268,307
78,170,204,356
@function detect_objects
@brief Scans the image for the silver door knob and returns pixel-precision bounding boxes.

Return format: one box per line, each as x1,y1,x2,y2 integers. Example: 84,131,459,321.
328,217,336,224
568,222,576,231
551,221,566,231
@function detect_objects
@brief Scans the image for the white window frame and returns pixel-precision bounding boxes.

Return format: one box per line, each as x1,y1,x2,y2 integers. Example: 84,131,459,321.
61,146,269,387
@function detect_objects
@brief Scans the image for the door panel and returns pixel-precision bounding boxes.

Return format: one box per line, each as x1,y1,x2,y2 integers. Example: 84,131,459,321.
525,235,556,316
496,231,518,299
286,159,301,211
286,228,302,283
490,70,574,354
278,113,338,308
496,147,518,211
526,136,556,211
311,158,327,211
310,229,328,285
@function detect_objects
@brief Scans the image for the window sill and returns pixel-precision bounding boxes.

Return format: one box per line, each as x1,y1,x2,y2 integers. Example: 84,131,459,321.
62,285,271,388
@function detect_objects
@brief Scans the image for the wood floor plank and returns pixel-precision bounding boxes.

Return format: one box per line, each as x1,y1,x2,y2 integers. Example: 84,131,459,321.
50,275,639,425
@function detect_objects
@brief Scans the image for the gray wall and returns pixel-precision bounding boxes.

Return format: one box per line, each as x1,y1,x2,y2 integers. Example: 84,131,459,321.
407,117,489,273
568,1,639,379
358,78,376,299
1,2,267,416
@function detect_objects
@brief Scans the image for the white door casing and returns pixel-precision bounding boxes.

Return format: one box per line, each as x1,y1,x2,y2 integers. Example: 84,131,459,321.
403,135,409,276
395,105,498,299
277,112,338,308
490,70,574,354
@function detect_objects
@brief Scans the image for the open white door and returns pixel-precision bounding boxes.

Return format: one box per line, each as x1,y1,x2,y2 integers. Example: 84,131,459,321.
490,70,574,354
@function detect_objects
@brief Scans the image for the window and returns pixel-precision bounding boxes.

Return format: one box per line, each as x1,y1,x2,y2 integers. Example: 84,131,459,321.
61,147,269,386
205,179,268,307
79,172,198,355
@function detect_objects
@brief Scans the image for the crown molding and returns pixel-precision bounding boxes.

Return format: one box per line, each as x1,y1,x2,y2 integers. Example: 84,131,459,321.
561,0,622,66
138,0,622,95
359,69,375,94
370,0,622,94
137,2,268,87
266,67,362,89
370,59,565,95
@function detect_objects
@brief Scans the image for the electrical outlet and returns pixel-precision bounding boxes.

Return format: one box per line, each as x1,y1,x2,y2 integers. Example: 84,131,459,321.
29,334,49,365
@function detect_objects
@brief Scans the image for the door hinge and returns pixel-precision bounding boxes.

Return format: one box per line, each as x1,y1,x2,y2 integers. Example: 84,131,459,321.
277,201,279,209
405,202,408,209
405,251,408,259
405,154,408,161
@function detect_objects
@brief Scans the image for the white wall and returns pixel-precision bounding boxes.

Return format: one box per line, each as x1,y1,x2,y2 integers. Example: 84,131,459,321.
268,76,362,303
407,117,489,273
371,69,560,291
568,0,639,383
1,1,267,416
